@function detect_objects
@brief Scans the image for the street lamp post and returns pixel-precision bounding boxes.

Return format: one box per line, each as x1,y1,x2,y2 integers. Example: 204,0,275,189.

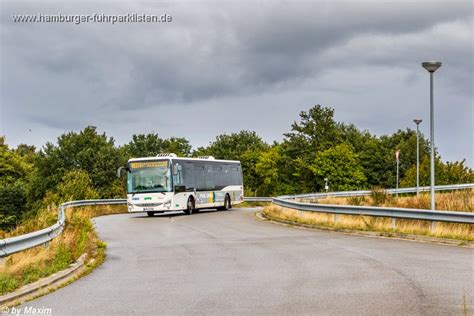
413,119,422,196
422,61,441,211
395,150,400,198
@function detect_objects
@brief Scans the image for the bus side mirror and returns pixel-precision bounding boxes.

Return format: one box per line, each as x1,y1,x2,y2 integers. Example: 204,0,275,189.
116,166,128,178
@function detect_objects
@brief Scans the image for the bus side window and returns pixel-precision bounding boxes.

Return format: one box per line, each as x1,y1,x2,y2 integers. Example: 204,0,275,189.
230,166,239,185
222,165,230,187
237,165,243,182
205,164,215,190
183,163,195,191
194,164,206,191
213,165,223,189
173,163,183,186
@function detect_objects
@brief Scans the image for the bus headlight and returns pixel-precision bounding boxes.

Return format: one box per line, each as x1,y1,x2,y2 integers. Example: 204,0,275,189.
164,201,171,209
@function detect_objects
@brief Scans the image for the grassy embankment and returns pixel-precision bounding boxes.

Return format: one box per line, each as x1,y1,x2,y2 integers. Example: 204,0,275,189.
262,190,473,241
233,201,271,208
0,204,126,295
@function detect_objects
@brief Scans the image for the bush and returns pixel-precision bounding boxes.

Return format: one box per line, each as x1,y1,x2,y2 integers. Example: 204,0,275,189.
0,274,18,294
0,186,27,231
348,196,366,206
370,187,390,206
56,170,99,202
98,179,126,199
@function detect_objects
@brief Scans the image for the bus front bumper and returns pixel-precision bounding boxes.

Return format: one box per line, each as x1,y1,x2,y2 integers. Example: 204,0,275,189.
127,200,174,213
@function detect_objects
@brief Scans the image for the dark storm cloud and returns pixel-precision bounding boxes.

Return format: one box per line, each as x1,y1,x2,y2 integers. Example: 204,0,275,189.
3,1,472,108
1,0,473,164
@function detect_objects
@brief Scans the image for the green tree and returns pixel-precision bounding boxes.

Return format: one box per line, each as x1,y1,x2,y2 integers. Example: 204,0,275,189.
31,126,122,200
401,157,474,187
280,105,344,193
56,170,99,201
14,144,37,164
162,137,192,157
309,143,367,191
440,160,474,184
124,133,164,158
377,129,430,187
240,149,262,196
254,145,292,196
339,125,390,187
284,105,343,154
195,131,268,160
355,136,390,187
0,186,27,231
0,137,33,229
0,137,33,187
195,131,269,194
123,133,191,157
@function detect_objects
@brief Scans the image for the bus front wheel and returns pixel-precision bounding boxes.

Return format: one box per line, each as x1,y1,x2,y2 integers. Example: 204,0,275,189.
147,211,155,217
184,197,195,215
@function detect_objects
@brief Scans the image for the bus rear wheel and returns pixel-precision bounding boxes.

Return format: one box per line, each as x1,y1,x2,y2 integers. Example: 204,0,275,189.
184,197,195,215
220,195,231,211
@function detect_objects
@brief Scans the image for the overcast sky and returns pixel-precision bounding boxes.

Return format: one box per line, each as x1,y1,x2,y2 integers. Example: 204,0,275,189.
1,0,473,165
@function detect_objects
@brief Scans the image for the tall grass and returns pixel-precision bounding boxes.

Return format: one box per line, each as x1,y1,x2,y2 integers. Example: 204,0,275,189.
263,203,473,242
310,189,473,212
0,206,58,239
0,204,126,295
288,190,473,240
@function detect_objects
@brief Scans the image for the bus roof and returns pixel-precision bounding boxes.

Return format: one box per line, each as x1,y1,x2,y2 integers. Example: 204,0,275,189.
127,156,241,164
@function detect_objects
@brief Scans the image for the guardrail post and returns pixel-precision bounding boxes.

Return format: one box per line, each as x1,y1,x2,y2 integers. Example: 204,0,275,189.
430,221,436,234
334,214,338,224
391,218,397,230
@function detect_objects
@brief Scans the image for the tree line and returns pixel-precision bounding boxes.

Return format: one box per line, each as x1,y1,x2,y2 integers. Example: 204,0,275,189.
1,105,472,230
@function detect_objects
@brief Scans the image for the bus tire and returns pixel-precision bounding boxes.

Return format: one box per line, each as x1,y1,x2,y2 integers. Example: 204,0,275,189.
147,211,155,217
223,194,231,211
184,197,195,215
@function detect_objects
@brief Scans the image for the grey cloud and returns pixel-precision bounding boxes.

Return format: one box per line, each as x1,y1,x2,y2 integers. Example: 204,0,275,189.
0,0,472,165
3,0,472,110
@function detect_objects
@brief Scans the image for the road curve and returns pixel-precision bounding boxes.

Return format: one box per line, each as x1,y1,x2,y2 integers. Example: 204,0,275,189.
21,208,472,315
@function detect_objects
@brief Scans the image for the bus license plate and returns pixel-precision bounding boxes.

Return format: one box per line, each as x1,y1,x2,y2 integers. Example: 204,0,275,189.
144,207,154,211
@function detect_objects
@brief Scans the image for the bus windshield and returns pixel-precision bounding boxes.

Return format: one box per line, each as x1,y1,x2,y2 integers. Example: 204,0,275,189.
127,161,172,193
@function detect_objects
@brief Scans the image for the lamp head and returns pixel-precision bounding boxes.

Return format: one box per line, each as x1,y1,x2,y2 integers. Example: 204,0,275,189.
422,61,442,73
413,119,422,125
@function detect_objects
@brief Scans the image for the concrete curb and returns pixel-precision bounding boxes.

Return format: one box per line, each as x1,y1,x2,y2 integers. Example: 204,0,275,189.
256,211,473,248
0,253,88,307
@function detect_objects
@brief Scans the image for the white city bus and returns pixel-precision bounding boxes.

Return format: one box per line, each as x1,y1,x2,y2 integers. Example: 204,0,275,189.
124,153,244,216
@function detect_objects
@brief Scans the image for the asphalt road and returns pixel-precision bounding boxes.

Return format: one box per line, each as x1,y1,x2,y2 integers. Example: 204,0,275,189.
20,208,473,315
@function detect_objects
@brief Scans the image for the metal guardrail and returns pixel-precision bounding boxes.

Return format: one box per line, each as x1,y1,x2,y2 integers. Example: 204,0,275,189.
274,184,474,227
280,183,474,200
0,199,127,258
0,184,472,257
243,197,273,202
272,198,474,224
